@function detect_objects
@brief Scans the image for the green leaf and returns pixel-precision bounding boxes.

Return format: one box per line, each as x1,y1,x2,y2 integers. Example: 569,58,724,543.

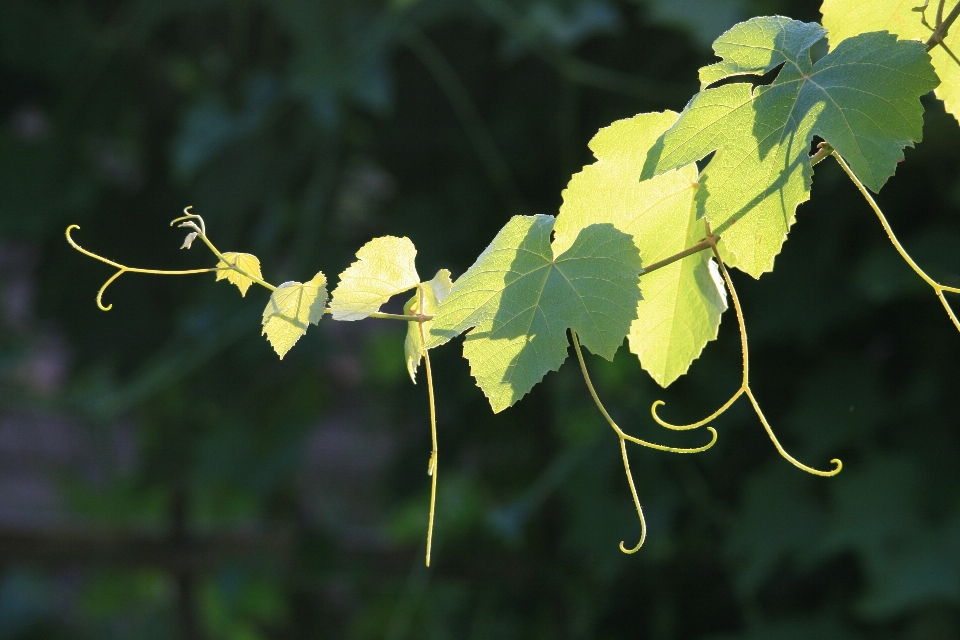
329,236,420,320
261,271,327,359
554,111,727,387
642,16,938,277
216,252,263,297
821,0,959,123
427,215,642,413
403,269,453,384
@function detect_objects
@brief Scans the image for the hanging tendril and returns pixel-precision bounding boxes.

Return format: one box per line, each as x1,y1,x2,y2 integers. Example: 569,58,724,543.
617,438,645,554
570,328,718,553
647,224,841,477
416,283,440,567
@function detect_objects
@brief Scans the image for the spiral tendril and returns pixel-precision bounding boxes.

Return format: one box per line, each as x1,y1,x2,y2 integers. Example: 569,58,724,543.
650,391,744,431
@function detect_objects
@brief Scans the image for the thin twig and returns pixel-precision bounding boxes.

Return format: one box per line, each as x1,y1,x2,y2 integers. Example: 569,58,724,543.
642,235,719,275
927,0,960,49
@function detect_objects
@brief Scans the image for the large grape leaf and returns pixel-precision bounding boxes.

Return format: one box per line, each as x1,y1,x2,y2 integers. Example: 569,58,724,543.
216,252,262,297
262,271,327,359
822,0,960,123
641,16,938,277
554,111,727,388
329,236,420,320
426,215,642,413
403,269,453,384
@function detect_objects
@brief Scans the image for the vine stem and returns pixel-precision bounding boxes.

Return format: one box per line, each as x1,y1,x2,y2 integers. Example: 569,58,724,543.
650,223,841,477
830,151,960,333
570,328,718,553
333,310,433,322
641,235,719,274
417,284,439,567
926,0,960,49
71,206,724,321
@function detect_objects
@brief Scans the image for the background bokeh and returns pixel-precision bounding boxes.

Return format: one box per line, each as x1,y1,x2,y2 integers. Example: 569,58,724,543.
1,0,960,638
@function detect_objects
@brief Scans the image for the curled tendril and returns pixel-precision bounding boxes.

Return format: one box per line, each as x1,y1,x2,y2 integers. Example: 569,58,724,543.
97,269,126,311
744,388,842,477
570,331,719,455
65,224,218,311
570,329,719,554
639,223,843,478
650,391,744,431
618,438,645,554
169,206,207,236
686,228,841,476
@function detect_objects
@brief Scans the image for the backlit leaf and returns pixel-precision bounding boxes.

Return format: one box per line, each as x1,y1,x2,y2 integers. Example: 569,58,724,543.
427,215,642,413
329,236,420,320
642,16,938,277
261,271,327,359
554,111,727,387
403,269,454,384
216,252,263,297
821,0,960,123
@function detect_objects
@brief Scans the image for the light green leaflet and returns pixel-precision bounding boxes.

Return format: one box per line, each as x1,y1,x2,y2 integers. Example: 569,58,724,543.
329,236,420,320
262,272,327,359
641,16,938,277
216,252,263,297
821,0,959,123
554,111,727,388
403,269,453,384
426,215,642,413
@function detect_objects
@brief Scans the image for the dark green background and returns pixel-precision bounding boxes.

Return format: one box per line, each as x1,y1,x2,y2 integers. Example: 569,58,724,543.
1,0,959,638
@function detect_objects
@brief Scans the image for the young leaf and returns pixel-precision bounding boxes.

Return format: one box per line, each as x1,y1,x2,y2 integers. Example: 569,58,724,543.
329,236,420,320
262,272,327,359
554,111,727,388
426,215,642,413
642,16,938,277
403,269,454,384
821,0,960,123
216,252,263,297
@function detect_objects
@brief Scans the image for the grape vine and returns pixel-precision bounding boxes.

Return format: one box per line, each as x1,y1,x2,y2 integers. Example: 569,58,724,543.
68,5,960,567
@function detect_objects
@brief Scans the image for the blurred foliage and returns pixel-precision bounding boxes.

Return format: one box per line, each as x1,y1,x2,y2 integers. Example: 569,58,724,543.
1,0,959,638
